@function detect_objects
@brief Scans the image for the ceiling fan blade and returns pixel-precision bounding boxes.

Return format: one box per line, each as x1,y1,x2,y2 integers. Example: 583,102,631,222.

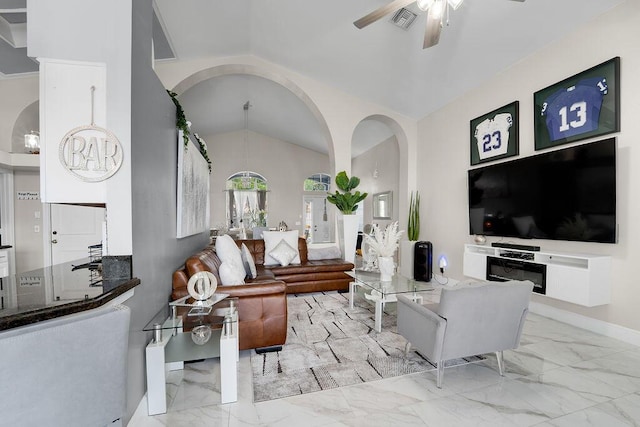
423,11,442,49
354,0,416,29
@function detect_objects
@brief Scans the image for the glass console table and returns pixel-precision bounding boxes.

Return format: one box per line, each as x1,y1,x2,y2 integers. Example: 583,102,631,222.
143,294,238,415
347,270,436,332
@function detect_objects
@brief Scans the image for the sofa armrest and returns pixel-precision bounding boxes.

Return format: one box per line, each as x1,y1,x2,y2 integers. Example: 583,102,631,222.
219,281,286,298
397,295,446,362
219,281,287,350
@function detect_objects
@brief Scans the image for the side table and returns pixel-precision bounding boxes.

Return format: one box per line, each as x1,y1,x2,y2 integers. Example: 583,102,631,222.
143,295,238,415
347,270,436,332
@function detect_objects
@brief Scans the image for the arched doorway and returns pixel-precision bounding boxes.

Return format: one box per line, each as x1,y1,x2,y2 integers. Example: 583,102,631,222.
172,66,335,238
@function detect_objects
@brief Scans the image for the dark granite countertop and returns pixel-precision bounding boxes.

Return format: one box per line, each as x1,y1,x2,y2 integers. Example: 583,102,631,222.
0,258,140,331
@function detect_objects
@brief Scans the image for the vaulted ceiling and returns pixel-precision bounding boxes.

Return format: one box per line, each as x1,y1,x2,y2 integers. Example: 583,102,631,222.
1,0,625,156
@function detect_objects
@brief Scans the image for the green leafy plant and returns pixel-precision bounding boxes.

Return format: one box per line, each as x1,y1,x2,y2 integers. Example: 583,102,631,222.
167,90,212,173
408,191,420,241
326,171,368,214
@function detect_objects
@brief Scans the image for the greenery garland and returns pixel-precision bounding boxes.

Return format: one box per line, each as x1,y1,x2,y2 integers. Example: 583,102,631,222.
193,132,212,173
167,90,212,173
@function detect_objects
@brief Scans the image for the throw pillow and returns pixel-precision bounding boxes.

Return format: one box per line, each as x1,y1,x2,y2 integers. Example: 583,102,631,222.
307,246,342,261
215,234,246,279
215,234,244,266
219,260,246,286
268,239,298,267
241,243,258,279
262,230,300,266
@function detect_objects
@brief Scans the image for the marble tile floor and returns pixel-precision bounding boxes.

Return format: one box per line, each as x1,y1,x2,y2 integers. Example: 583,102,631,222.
129,312,640,427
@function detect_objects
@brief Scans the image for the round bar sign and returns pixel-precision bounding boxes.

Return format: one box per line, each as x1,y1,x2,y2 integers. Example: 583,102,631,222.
59,125,123,182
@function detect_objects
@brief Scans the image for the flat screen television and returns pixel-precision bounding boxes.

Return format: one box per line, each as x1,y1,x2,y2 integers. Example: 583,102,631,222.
468,138,616,243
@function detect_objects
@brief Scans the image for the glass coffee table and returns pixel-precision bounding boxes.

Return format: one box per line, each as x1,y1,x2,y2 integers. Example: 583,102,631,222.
347,270,436,332
143,294,238,415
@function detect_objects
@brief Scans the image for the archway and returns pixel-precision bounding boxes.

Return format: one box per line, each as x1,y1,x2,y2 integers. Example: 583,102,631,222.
351,114,409,228
11,100,39,154
171,64,335,170
171,65,336,237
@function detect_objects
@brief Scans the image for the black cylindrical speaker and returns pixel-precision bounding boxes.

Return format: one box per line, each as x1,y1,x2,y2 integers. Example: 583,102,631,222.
414,241,433,282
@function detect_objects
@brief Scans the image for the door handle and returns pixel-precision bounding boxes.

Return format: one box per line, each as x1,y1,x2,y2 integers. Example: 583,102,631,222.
51,239,58,244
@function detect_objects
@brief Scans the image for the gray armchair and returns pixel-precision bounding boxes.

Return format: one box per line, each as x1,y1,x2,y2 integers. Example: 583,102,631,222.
397,280,533,388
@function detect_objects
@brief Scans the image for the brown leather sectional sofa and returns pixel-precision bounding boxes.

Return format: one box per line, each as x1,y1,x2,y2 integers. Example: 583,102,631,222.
172,237,354,351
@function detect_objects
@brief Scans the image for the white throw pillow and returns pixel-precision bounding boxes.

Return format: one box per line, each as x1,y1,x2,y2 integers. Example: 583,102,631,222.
263,230,300,266
219,260,246,286
308,246,342,261
241,243,258,279
269,239,298,267
216,234,244,266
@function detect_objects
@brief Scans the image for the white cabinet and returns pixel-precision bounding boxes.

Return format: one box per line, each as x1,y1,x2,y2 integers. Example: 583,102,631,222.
463,244,611,307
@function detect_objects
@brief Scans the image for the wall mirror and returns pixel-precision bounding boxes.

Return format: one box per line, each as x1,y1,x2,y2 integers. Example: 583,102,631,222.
372,191,392,220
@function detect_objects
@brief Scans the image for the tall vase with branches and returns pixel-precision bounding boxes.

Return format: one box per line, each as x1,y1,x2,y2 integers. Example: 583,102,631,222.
364,222,404,281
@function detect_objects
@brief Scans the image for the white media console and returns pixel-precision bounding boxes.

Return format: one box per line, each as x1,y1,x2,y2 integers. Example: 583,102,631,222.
463,244,611,307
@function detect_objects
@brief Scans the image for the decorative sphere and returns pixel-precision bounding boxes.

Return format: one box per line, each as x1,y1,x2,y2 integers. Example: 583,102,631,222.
187,271,217,301
191,325,212,345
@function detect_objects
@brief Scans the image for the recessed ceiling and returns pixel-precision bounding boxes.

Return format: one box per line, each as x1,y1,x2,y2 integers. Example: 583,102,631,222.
155,0,624,119
179,75,328,154
0,0,626,157
156,0,624,155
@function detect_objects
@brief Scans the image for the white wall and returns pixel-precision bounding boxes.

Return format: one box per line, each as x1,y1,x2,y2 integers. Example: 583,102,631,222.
418,0,640,331
12,171,43,273
0,76,39,153
352,135,400,228
28,0,134,255
207,129,330,234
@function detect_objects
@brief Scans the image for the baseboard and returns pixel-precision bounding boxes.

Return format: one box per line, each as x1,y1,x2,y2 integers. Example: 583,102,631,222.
129,393,148,425
529,301,640,347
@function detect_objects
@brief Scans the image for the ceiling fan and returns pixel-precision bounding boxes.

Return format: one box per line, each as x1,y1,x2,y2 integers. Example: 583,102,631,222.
354,0,525,49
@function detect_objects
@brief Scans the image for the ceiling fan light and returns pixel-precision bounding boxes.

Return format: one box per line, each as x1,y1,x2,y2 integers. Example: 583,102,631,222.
430,0,445,19
416,0,434,12
447,0,463,10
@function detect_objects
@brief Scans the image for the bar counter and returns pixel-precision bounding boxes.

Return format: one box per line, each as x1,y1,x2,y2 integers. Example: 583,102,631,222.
0,258,140,330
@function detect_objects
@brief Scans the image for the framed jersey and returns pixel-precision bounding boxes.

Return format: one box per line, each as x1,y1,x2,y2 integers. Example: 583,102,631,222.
470,101,519,165
534,57,620,150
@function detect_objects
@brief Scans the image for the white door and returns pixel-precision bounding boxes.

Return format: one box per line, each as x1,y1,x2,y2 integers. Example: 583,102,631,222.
303,196,332,243
50,204,106,265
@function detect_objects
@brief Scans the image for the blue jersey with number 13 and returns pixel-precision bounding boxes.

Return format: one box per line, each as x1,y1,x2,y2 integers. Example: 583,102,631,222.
541,77,608,141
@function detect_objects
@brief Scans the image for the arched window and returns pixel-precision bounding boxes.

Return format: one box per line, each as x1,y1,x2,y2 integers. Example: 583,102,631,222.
226,171,268,229
303,173,331,191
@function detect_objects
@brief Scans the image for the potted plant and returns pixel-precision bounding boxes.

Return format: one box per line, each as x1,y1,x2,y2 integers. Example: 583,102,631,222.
327,171,367,263
400,191,420,278
326,171,368,214
408,191,420,241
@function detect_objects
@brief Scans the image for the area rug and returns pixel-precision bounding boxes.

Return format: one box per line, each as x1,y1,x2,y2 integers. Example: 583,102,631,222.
251,291,484,402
